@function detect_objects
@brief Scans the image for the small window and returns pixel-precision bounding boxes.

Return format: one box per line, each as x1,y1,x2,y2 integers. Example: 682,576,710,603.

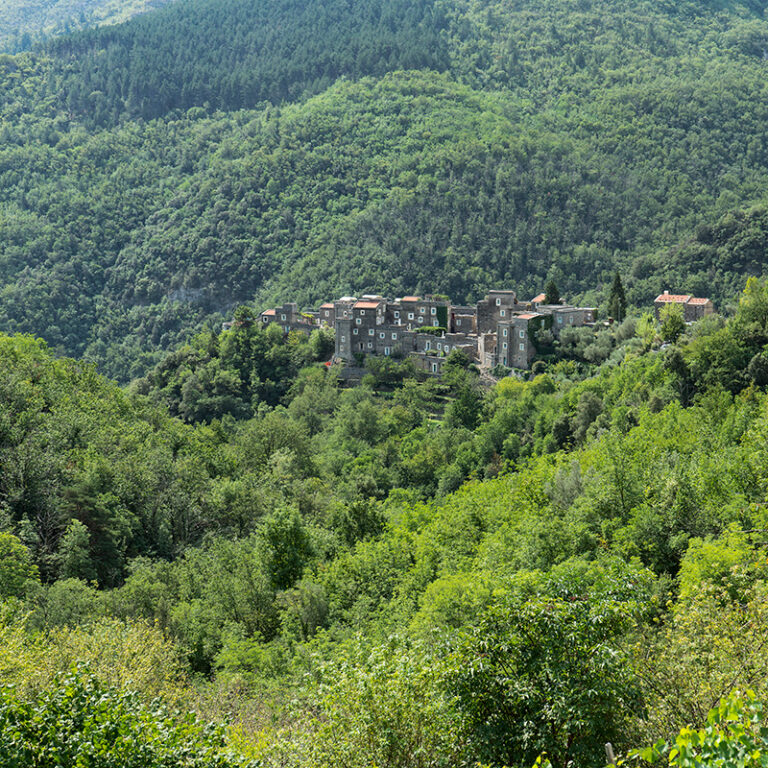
391,333,397,340
368,329,374,336
503,342,507,349
500,309,506,317
379,332,385,339
557,316,563,324
356,318,361,325
281,314,286,321
433,320,439,326
360,309,365,316
495,298,501,306
431,307,436,315
519,343,525,351
426,342,431,350
384,347,390,356
340,335,345,342
394,311,400,318
519,330,525,338
437,343,442,351
457,319,461,326
503,328,508,337
408,313,414,320
417,317,423,324
569,316,574,324
353,328,358,335
263,317,269,322
367,342,373,348
432,363,438,373
420,307,426,314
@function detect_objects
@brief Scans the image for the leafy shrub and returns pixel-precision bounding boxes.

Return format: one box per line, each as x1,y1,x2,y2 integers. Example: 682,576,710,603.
0,668,255,768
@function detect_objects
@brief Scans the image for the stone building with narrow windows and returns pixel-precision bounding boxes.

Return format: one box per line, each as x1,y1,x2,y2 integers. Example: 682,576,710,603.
253,289,599,374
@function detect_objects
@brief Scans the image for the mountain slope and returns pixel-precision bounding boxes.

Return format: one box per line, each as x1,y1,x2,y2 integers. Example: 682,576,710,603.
1,0,768,377
0,0,176,53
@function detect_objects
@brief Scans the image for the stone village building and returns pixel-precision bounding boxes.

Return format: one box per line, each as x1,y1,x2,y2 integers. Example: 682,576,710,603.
258,289,599,373
653,291,714,322
246,286,714,376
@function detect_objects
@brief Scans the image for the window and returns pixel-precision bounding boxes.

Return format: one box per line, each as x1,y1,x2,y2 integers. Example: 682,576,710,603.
503,328,508,337
340,335,345,342
437,343,442,351
324,311,329,317
384,347,390,356
408,313,414,320
353,328,358,335
557,316,563,324
426,342,431,350
368,329,374,336
519,343,525,351
433,320,439,326
503,342,507,349
495,298,501,306
519,330,525,338
391,333,397,340
360,309,366,315
379,332,385,339
263,317,269,322
569,316,574,324
417,317,423,324
367,342,373,348
281,314,286,321
500,309,506,317
431,307,436,315
457,319,462,326
394,311,400,318
356,318,361,325
432,363,438,373
420,307,426,314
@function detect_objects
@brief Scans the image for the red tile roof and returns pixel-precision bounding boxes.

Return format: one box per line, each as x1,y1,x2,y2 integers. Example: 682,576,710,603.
532,293,546,303
517,313,540,320
354,301,381,309
654,293,690,303
320,302,334,309
688,297,711,305
401,296,421,302
262,309,276,316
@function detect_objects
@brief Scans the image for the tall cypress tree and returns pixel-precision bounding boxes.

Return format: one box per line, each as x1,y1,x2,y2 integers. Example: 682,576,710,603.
608,272,627,321
544,279,560,305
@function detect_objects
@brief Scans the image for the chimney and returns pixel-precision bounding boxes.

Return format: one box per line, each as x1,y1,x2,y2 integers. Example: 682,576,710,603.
663,290,669,295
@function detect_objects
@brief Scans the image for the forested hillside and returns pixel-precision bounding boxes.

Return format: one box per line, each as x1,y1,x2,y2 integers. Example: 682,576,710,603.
0,0,766,377
0,0,176,53
5,281,768,766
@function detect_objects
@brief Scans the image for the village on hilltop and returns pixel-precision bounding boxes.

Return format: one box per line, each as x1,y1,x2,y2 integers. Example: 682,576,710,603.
234,288,714,375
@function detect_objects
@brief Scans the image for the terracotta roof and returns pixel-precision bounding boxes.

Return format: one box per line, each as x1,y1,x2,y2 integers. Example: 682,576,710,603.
688,297,711,305
354,301,381,309
261,309,276,316
654,293,691,303
401,296,421,302
320,302,334,309
517,313,541,320
532,293,546,303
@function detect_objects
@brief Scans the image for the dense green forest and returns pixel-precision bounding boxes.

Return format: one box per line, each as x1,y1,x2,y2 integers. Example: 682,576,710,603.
0,0,176,53
0,0,766,377
6,280,768,765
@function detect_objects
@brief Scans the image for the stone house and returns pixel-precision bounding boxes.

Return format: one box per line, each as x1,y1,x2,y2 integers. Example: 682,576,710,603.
476,290,523,332
653,291,714,322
